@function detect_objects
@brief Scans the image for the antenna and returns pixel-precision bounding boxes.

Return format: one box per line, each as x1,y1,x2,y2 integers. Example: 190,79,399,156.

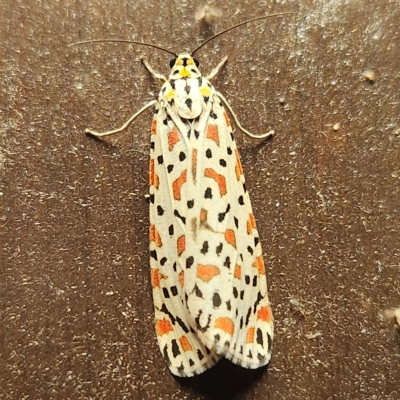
69,12,292,58
191,12,293,55
68,39,177,57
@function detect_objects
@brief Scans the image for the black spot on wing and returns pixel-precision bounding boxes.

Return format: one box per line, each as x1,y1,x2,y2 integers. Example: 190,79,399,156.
210,111,218,119
186,256,194,268
224,256,231,268
197,349,205,360
195,285,202,297
172,339,180,357
201,241,209,254
257,328,264,346
174,209,186,224
213,292,221,307
187,199,194,208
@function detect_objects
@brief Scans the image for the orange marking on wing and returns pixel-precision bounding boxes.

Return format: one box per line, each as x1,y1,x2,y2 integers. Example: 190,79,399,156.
204,168,227,196
149,158,159,189
196,265,220,282
192,149,197,182
234,150,243,180
215,317,234,335
246,327,255,343
150,225,162,247
224,229,237,248
206,125,219,145
151,269,162,288
246,219,252,234
249,214,256,229
253,256,265,275
156,318,173,336
234,265,241,280
151,119,157,134
200,208,207,223
177,235,186,256
172,170,187,200
223,112,231,127
179,271,184,287
179,336,193,352
168,128,180,151
247,214,256,234
257,306,272,323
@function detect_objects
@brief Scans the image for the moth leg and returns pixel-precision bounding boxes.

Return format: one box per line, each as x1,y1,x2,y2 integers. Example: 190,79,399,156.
206,56,228,80
140,56,167,81
85,100,157,137
216,91,275,139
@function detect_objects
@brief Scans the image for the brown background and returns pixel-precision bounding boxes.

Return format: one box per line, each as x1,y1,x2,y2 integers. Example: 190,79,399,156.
1,0,400,399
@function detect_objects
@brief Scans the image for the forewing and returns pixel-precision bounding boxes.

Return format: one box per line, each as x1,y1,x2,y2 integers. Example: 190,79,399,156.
149,104,222,377
184,94,274,368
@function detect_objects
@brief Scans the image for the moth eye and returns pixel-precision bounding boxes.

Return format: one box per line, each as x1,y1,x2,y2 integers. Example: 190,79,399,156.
169,58,177,68
193,58,200,67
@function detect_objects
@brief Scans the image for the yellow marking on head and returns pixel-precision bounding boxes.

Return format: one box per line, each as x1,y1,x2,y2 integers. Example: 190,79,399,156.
187,58,195,65
176,58,183,66
180,67,191,78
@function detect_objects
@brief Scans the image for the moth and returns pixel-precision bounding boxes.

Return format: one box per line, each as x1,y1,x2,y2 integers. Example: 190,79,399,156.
72,12,291,377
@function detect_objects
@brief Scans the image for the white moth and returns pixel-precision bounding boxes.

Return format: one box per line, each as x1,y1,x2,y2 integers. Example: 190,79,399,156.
73,12,291,377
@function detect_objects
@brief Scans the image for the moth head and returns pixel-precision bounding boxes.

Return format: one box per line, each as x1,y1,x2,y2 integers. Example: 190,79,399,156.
168,53,201,80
